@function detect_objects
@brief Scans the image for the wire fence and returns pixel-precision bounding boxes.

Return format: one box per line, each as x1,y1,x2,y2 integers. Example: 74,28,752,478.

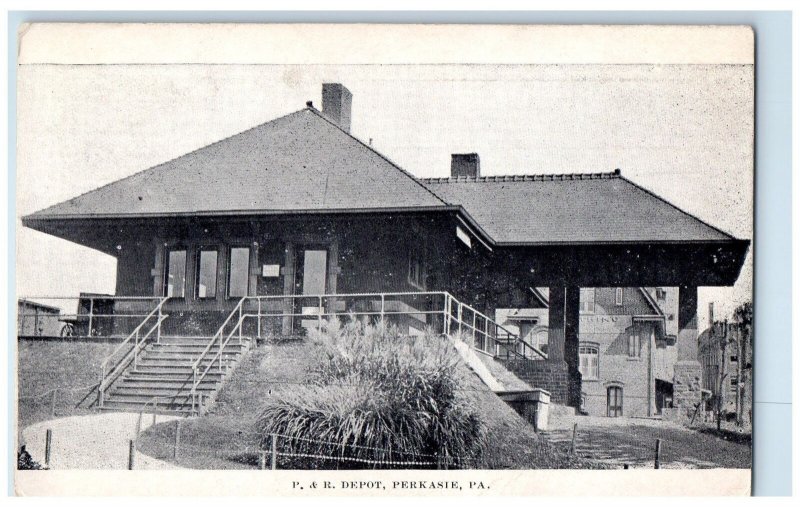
17,371,751,471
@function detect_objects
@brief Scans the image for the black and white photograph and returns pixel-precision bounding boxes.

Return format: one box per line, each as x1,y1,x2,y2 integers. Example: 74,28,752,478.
13,22,756,494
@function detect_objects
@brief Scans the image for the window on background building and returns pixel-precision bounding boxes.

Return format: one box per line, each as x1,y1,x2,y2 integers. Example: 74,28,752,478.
408,243,426,289
730,375,739,392
579,344,599,380
579,288,595,313
228,247,250,298
615,287,624,306
164,249,186,298
656,287,667,300
628,333,641,358
730,355,738,363
196,248,218,299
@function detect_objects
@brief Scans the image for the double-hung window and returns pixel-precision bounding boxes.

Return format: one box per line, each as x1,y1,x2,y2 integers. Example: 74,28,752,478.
164,249,187,298
227,246,251,298
579,288,595,314
579,344,599,380
628,333,641,358
408,243,426,289
196,248,218,299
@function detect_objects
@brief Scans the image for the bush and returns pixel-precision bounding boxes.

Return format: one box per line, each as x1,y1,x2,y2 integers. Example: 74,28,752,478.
254,317,486,469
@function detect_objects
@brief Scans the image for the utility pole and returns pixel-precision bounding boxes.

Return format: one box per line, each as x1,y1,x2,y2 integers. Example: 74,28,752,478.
717,319,728,432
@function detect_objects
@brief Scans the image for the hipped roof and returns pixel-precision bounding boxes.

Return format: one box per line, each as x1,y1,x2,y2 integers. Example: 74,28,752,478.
24,105,743,249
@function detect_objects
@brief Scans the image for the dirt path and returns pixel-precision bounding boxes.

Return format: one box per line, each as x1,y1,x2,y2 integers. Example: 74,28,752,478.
541,413,751,469
21,412,184,470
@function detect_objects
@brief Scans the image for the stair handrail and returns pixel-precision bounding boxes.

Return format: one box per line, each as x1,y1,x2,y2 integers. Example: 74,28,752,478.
189,297,247,413
98,297,170,407
442,293,548,361
190,312,252,414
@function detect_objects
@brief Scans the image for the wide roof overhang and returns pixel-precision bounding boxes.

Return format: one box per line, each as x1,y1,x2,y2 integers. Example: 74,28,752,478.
23,206,749,288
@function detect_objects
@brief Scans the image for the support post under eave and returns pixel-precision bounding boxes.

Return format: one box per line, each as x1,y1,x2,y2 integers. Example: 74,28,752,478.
564,286,582,409
672,285,703,421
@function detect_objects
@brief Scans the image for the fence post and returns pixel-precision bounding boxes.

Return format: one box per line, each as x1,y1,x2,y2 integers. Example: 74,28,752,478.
654,438,662,469
88,297,94,337
318,296,324,331
128,439,135,470
157,301,162,344
257,298,262,339
44,429,52,467
173,419,182,460
152,412,157,427
270,434,277,470
443,294,450,336
239,301,244,341
380,294,385,323
50,389,58,417
135,411,143,439
570,423,578,455
260,451,266,470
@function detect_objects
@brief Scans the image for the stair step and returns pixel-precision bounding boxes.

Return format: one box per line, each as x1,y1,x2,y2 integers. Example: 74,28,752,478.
119,378,218,387
134,360,238,368
144,348,244,356
112,385,216,395
129,366,225,378
102,393,198,403
101,400,196,412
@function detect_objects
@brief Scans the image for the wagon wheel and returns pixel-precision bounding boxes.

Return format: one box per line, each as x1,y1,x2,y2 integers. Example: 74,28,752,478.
60,323,75,337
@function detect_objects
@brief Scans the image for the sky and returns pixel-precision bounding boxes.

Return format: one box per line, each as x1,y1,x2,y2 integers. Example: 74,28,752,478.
16,63,753,328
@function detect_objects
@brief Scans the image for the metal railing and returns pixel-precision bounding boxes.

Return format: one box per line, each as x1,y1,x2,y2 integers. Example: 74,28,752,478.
98,297,170,408
17,295,166,338
187,291,547,413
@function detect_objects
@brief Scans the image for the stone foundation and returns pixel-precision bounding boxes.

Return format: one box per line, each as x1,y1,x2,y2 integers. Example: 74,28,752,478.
672,360,704,422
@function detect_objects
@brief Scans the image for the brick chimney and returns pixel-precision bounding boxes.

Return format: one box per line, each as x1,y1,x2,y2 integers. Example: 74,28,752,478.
322,83,352,133
451,153,481,178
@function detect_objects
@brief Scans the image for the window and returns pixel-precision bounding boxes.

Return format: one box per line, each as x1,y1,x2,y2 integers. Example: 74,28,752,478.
730,374,739,390
164,249,186,297
408,244,426,289
615,288,624,306
627,333,641,358
579,344,599,380
655,287,667,300
579,288,595,314
607,386,623,417
228,247,251,298
730,355,738,363
196,248,218,299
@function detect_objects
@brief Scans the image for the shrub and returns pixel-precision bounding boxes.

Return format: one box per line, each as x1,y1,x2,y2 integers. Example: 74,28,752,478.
255,317,486,469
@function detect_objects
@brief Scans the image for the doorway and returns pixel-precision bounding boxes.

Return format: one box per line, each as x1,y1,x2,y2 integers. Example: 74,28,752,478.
607,386,623,417
293,247,328,333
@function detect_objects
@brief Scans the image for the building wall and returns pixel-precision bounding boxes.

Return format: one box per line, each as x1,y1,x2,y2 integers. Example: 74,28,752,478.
698,323,752,423
17,301,62,336
109,214,480,336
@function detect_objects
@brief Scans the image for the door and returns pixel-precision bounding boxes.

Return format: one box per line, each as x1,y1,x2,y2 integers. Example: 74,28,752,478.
293,247,328,333
607,386,623,417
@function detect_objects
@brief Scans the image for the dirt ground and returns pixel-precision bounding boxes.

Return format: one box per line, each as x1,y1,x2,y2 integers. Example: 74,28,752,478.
541,412,752,469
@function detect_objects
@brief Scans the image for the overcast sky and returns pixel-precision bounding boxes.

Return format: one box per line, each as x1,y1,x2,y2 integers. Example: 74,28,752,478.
16,63,753,328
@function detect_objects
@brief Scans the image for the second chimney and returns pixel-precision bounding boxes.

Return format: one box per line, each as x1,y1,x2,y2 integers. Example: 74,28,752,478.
451,153,481,178
322,83,352,133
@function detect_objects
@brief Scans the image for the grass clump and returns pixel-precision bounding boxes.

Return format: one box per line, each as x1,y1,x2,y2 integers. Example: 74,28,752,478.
254,318,487,469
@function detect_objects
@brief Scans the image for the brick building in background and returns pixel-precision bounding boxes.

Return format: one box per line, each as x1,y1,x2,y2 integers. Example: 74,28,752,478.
498,287,678,417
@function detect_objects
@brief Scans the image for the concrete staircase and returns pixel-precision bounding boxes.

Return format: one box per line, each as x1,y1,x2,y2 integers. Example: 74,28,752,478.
100,336,252,414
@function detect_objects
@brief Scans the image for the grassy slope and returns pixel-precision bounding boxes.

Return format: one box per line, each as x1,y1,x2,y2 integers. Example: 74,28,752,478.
138,339,602,469
17,340,115,434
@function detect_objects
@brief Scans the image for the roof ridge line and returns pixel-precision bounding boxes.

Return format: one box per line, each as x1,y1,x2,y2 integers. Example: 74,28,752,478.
24,108,309,220
420,170,622,184
304,107,451,206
